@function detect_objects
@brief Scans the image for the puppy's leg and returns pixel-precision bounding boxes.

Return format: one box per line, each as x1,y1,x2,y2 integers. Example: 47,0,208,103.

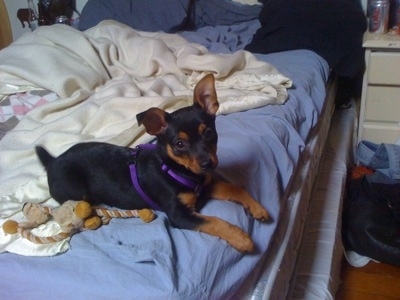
167,203,254,253
193,213,254,253
207,180,270,222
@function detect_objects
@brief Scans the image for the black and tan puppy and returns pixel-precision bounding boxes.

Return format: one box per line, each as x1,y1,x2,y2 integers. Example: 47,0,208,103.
36,74,270,253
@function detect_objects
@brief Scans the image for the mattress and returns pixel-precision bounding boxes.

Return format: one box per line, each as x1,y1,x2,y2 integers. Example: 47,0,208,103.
234,84,357,300
288,101,357,299
0,20,337,299
233,68,337,300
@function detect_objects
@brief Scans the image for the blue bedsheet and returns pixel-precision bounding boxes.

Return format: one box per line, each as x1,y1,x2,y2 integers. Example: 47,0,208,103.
0,21,329,300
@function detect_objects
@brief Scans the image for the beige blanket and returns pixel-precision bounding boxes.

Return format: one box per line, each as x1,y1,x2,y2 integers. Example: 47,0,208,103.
0,20,291,256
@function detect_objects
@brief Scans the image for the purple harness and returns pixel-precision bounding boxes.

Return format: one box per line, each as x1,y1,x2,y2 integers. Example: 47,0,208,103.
129,144,204,211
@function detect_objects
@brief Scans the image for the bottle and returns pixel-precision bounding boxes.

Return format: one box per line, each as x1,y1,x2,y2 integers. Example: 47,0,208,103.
27,0,39,31
38,0,52,25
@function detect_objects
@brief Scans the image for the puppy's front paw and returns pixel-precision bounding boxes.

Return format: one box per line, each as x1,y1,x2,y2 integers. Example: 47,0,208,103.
194,214,256,253
227,226,254,253
249,201,270,222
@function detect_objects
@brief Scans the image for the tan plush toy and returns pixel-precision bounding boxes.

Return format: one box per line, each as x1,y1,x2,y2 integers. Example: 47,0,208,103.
2,200,155,244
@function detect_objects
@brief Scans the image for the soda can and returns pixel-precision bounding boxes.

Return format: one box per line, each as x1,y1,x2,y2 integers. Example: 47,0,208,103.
368,0,390,33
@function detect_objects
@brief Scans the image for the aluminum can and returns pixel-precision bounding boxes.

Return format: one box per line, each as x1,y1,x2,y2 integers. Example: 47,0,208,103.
368,0,390,33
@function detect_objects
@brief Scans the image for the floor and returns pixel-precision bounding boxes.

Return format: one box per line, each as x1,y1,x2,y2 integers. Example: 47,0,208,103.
336,257,400,299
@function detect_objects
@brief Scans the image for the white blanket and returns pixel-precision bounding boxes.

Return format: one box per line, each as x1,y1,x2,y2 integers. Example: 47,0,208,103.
0,20,291,256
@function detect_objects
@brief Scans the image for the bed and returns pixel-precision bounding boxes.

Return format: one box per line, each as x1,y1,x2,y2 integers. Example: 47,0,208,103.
0,0,365,299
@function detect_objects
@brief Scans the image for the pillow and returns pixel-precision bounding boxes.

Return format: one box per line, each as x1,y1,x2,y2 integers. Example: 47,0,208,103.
193,0,262,29
78,0,191,33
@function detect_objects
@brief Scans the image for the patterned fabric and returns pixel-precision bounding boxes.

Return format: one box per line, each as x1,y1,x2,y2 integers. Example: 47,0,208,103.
0,91,58,139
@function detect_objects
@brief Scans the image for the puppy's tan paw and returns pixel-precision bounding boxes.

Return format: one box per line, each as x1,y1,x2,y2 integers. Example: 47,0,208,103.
194,214,256,253
227,225,254,253
249,201,270,222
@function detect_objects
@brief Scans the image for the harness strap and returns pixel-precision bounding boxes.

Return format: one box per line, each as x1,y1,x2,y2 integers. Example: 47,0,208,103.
129,144,204,211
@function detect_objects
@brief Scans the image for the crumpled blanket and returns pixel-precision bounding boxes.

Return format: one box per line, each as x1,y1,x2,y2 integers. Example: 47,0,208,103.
0,20,291,256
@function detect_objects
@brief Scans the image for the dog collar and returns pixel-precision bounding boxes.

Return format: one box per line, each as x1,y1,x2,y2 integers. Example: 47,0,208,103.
129,144,204,211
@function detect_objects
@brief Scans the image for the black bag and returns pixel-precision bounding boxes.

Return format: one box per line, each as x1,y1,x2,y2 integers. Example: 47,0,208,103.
342,175,400,266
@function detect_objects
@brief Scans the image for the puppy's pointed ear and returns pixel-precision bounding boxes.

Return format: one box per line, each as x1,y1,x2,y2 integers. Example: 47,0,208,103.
136,108,168,135
193,74,219,116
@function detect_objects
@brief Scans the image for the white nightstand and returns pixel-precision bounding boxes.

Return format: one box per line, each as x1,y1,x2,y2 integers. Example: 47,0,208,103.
358,32,400,144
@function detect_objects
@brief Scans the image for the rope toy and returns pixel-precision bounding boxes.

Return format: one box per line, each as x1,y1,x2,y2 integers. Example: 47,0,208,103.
2,200,155,244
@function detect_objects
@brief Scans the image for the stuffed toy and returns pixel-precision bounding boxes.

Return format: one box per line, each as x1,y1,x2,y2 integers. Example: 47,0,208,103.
2,200,155,244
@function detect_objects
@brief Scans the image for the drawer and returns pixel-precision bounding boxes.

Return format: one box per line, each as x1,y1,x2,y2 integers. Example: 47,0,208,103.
368,52,400,85
365,86,400,122
362,124,400,143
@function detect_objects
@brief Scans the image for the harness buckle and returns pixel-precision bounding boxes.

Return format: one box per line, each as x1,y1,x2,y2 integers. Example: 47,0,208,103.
128,147,140,165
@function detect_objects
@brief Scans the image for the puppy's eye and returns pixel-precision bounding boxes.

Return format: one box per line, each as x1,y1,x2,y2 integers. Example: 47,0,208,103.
204,128,214,140
175,140,187,151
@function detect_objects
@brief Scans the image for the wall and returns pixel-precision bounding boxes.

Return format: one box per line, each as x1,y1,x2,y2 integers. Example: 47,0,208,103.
4,0,88,41
361,0,368,13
